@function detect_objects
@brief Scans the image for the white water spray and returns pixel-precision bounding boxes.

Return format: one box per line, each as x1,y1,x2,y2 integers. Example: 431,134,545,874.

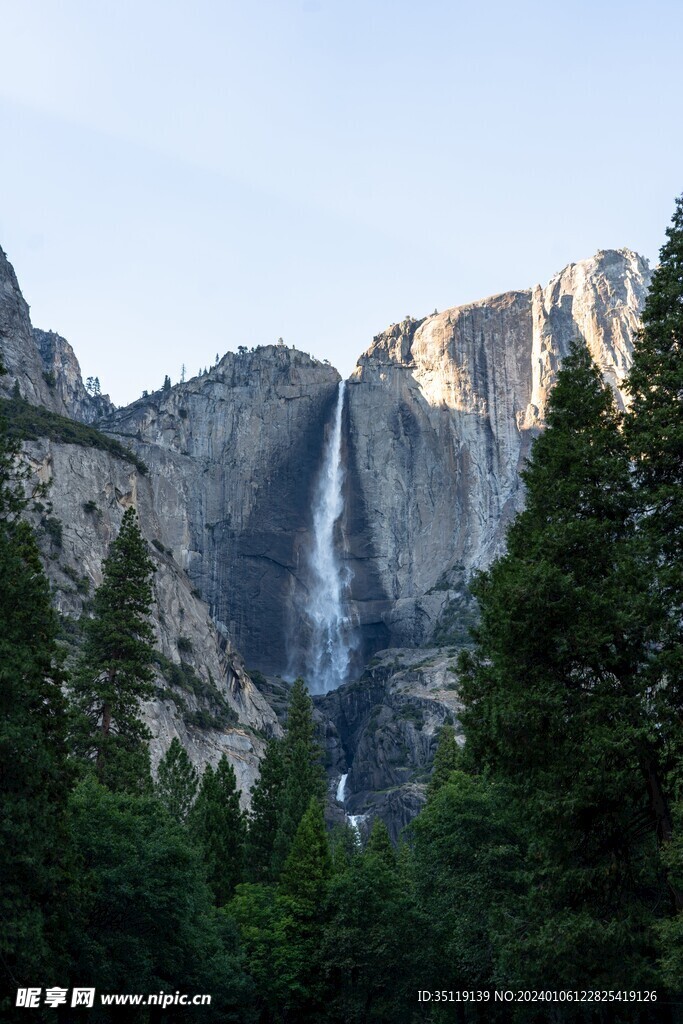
336,773,348,803
305,381,354,693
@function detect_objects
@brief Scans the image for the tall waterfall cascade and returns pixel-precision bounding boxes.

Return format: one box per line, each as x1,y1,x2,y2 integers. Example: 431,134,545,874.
305,381,355,694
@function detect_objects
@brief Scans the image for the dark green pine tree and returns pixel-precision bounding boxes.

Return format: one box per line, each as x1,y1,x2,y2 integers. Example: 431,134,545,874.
246,677,325,882
0,400,73,1007
280,796,332,912
71,506,156,793
626,194,683,811
321,813,421,1024
627,194,683,562
364,817,395,867
426,722,462,799
155,737,198,822
189,756,246,905
458,339,663,990
409,771,524,1014
272,677,326,876
68,776,255,1020
626,196,683,981
276,798,332,1022
230,798,332,1022
244,737,285,882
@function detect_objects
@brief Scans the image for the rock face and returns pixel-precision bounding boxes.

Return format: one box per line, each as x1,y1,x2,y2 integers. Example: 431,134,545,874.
316,647,463,843
0,248,113,421
341,248,650,650
103,349,342,676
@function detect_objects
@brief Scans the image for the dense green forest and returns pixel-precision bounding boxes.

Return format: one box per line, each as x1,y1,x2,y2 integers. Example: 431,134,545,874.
2,197,683,1022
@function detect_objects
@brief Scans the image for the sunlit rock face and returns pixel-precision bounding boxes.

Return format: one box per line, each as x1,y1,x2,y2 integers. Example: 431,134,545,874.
524,248,649,426
342,249,651,649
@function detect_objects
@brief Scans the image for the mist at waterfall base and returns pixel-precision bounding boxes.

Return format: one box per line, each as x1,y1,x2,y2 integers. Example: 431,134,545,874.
291,381,358,695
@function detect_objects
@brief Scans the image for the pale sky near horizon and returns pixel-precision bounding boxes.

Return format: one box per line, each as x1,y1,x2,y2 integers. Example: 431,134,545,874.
0,0,681,407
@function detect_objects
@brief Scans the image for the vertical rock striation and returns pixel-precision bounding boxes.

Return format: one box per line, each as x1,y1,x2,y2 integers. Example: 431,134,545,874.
343,249,651,650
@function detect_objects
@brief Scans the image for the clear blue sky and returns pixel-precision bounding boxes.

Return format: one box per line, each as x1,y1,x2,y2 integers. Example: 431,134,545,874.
1,0,681,406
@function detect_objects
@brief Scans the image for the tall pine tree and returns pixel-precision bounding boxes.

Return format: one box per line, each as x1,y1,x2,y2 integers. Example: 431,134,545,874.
427,722,461,799
244,737,286,883
272,677,326,875
156,737,198,822
189,756,246,905
626,194,683,835
458,339,663,990
626,195,683,981
71,506,156,793
246,677,325,881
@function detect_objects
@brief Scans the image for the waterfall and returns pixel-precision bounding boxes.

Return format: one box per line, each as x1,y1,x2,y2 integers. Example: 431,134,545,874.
305,380,354,694
336,772,365,837
336,773,348,803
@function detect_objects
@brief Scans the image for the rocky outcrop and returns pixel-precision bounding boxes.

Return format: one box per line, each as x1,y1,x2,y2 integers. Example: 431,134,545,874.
0,247,113,421
316,647,463,842
524,248,648,426
33,329,114,423
341,249,651,650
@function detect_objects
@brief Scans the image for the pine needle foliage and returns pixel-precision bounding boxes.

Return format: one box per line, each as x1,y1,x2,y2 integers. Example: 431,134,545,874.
155,737,198,822
189,756,246,905
458,339,664,989
626,194,683,772
71,507,156,793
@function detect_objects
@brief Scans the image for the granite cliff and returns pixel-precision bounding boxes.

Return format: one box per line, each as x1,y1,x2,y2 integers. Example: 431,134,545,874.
341,248,650,651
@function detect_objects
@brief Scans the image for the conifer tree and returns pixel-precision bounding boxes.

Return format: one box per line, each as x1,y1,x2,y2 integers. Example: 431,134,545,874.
0,402,72,1002
244,737,285,882
246,677,325,881
458,339,662,988
71,507,156,792
364,817,395,867
626,195,683,966
626,194,683,812
409,772,524,1003
280,797,331,910
321,810,421,1023
155,737,198,822
276,798,332,1022
427,722,461,799
189,756,246,905
627,194,683,560
329,821,359,874
272,677,325,875
68,776,254,1018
